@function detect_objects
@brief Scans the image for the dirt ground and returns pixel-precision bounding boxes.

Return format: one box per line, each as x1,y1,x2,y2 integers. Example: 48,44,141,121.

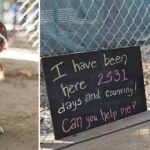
0,75,38,150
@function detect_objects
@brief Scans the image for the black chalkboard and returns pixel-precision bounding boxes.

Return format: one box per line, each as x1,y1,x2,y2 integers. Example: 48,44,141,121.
42,46,147,139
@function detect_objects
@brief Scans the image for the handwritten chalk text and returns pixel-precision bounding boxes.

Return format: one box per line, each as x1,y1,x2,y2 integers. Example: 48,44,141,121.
104,53,127,66
98,69,128,86
105,82,137,98
62,117,83,133
100,108,117,122
58,98,82,114
50,61,67,82
61,81,87,98
72,59,97,72
85,89,101,104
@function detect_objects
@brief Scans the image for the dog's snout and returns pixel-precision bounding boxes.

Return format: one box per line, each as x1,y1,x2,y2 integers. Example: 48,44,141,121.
0,38,4,44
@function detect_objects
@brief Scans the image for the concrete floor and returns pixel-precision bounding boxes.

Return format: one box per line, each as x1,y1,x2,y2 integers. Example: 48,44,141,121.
41,121,150,150
41,110,150,150
64,121,150,150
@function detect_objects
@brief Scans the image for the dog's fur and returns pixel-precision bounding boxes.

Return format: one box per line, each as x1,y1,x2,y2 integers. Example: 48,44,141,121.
0,22,8,134
0,22,8,81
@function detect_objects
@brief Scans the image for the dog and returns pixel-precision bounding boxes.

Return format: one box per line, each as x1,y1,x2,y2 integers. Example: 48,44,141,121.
0,22,8,134
0,22,8,81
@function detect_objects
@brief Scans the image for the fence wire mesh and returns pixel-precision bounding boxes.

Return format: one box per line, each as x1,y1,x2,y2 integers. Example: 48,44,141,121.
40,0,150,148
40,0,150,57
19,0,39,49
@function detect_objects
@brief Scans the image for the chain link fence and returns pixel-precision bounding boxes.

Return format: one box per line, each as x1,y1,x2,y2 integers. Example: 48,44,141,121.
40,0,150,148
19,0,39,49
40,0,150,57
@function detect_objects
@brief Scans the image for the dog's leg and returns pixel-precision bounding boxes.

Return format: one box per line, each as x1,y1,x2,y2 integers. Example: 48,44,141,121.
0,63,5,81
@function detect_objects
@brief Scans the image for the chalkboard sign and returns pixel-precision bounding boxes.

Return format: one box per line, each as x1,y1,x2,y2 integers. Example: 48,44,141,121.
42,46,147,139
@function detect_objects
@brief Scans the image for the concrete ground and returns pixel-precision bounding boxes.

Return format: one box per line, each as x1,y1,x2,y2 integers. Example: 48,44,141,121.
41,110,150,150
64,121,150,150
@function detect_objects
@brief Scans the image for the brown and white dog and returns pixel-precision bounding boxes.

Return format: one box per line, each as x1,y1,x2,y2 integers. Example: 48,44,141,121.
0,22,8,134
0,22,8,81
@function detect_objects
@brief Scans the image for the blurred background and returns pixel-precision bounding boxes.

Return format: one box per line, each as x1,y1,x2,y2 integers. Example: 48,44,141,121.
0,0,39,150
0,0,38,50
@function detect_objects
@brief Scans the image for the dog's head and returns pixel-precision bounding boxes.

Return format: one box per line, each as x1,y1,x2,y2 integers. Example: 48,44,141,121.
0,22,8,52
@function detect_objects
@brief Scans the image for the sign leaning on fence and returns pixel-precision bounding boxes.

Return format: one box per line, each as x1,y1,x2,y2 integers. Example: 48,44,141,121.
42,46,147,139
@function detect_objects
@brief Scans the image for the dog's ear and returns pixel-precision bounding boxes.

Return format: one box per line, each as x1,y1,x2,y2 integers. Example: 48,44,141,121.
0,22,8,41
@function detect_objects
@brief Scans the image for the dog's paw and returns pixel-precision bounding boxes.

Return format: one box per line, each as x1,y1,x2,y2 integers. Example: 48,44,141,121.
0,64,5,81
0,71,5,81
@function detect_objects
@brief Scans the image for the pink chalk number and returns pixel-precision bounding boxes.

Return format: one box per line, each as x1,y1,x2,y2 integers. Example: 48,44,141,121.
98,69,128,86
